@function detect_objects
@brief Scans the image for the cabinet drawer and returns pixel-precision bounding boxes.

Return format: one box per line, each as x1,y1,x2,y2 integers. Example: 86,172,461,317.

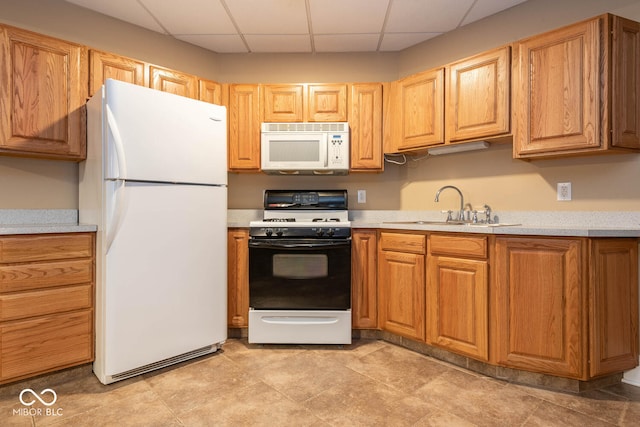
0,310,93,381
429,234,487,258
380,232,426,254
0,259,93,293
0,284,92,321
0,234,93,263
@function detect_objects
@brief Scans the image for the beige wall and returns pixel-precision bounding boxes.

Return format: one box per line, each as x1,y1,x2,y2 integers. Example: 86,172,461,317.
1,0,640,212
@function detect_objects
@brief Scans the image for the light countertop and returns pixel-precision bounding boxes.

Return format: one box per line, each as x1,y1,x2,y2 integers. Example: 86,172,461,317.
0,210,97,235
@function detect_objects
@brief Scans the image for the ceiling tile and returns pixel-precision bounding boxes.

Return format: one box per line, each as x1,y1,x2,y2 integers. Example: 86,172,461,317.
460,0,528,26
309,0,389,34
245,34,312,53
140,0,237,34
379,32,441,51
225,0,309,34
176,34,248,53
66,0,166,33
314,34,380,52
385,0,475,33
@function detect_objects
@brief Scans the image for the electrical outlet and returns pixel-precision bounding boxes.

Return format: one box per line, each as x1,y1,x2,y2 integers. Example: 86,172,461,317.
557,182,572,201
357,190,366,204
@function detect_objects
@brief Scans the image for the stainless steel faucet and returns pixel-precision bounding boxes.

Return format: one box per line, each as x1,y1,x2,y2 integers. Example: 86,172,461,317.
434,185,465,222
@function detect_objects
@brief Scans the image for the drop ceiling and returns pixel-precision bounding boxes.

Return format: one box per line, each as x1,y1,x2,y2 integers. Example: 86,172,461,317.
65,0,528,53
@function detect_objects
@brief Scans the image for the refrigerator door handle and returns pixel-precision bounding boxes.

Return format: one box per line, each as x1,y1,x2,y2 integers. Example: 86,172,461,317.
106,104,128,179
105,179,127,254
209,116,223,122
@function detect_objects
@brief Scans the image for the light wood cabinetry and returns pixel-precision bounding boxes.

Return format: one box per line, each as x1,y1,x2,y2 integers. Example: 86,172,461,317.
228,84,262,171
513,14,640,158
378,232,426,340
427,234,489,361
388,68,445,152
351,229,378,329
306,84,348,122
0,25,87,161
446,46,510,143
227,228,250,328
263,84,305,122
589,239,639,377
89,49,147,97
0,233,95,384
494,237,586,378
149,65,198,99
350,83,383,171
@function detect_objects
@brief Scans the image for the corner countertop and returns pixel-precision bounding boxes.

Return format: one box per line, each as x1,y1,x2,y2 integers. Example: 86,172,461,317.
0,210,98,235
228,209,640,238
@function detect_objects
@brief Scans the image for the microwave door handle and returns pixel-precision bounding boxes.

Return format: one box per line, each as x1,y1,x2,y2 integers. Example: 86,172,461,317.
322,133,328,167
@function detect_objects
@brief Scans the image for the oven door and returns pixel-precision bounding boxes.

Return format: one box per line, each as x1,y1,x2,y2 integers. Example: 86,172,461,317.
248,238,351,310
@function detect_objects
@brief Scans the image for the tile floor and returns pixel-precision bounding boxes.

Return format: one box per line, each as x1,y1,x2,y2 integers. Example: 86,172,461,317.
1,339,639,426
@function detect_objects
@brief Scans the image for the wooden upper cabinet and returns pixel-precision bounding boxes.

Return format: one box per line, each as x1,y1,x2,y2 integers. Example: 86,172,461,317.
513,14,640,158
612,16,640,149
149,65,198,99
446,46,510,143
393,68,445,151
350,83,383,171
198,79,224,105
263,84,304,122
89,50,146,97
306,83,348,122
0,25,87,161
228,84,261,170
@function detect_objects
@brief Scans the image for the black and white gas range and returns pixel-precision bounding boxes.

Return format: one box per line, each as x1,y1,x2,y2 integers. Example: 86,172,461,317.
248,190,352,344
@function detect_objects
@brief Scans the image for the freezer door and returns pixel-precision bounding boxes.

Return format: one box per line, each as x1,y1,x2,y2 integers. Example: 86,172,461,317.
103,79,227,185
101,182,227,376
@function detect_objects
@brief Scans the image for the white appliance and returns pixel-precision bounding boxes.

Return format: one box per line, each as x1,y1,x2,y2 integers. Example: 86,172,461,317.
79,79,227,385
261,122,349,175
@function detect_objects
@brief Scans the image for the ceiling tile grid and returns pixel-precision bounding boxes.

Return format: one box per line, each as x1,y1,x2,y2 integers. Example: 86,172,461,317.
65,0,528,53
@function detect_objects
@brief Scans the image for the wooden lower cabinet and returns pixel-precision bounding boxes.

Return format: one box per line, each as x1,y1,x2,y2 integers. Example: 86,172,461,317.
427,234,489,361
227,228,250,328
378,232,426,340
351,229,377,328
494,236,639,380
0,233,95,384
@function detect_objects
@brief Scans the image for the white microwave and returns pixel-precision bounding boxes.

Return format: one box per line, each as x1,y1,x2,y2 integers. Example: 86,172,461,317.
261,122,349,175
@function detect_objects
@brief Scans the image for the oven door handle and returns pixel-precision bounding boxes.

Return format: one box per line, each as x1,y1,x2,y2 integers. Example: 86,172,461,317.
248,239,351,249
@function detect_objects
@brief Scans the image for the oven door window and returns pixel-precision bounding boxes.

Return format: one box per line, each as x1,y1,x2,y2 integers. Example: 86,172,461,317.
249,240,351,310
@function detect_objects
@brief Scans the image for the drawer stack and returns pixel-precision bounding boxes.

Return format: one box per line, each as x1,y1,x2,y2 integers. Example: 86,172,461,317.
0,233,95,383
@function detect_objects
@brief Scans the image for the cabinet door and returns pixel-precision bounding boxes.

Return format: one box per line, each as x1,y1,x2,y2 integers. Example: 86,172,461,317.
0,25,87,160
89,49,146,97
447,46,510,143
427,256,488,361
378,250,425,340
350,83,383,171
149,65,198,99
351,230,377,329
396,68,445,150
199,79,223,105
263,84,304,122
306,84,348,122
589,239,639,377
228,84,261,170
494,237,586,378
513,18,600,157
227,229,249,328
611,16,640,149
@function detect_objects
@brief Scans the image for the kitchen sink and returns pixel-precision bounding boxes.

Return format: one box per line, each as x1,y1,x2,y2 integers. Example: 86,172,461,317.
383,220,520,227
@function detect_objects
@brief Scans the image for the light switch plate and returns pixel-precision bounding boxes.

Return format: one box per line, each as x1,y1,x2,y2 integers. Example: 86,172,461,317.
357,190,366,204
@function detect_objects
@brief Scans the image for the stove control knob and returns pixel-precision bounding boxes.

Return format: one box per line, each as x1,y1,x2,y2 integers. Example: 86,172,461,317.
316,229,324,237
326,228,335,237
276,230,284,237
265,228,273,237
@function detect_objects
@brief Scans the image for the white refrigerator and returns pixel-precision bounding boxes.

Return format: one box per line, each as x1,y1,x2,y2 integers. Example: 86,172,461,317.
79,79,227,384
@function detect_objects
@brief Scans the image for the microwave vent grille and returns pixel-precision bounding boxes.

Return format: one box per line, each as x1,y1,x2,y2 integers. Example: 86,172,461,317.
262,122,348,133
